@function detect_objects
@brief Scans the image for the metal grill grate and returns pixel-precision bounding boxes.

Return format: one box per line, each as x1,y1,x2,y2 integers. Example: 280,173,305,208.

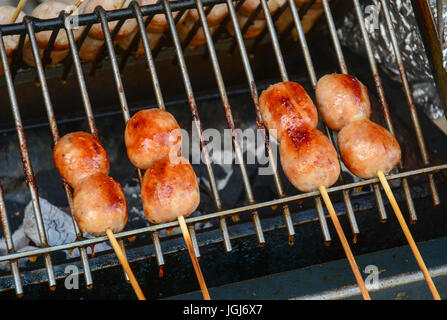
0,0,446,298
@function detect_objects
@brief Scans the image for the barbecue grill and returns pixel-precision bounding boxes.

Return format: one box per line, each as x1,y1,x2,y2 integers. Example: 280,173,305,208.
0,0,447,300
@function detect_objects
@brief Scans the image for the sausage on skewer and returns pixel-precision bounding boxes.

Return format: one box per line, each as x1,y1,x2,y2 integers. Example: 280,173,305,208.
0,6,26,76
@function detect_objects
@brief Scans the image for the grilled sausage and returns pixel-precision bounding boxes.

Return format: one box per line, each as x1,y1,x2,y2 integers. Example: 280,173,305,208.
141,156,200,224
0,6,26,75
226,0,281,39
177,4,228,48
338,119,401,179
315,73,371,131
22,1,85,67
82,0,137,41
259,81,318,142
53,132,110,188
124,109,182,170
117,0,183,55
279,127,340,192
73,172,127,236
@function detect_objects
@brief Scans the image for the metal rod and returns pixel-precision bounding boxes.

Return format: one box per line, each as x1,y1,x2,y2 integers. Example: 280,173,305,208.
286,0,359,238
0,181,23,297
162,0,249,248
195,0,275,243
60,12,133,283
227,2,263,56
320,0,388,222
351,0,417,222
0,20,56,289
437,0,443,46
379,0,440,207
96,6,168,265
248,1,290,55
24,14,94,289
0,162,444,264
225,0,326,243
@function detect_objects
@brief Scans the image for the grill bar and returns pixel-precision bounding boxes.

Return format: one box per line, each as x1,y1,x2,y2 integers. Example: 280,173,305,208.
118,13,154,73
96,6,169,264
0,181,23,296
134,0,229,255
180,3,215,50
351,0,417,223
194,0,286,240
0,23,56,290
320,0,389,222
24,15,94,289
380,0,440,207
266,0,360,239
162,0,265,246
0,0,445,295
247,0,291,55
58,12,132,283
0,163,444,265
225,0,330,243
227,1,263,55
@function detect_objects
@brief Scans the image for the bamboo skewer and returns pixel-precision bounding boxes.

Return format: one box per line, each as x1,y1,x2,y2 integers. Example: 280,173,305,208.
9,0,28,24
178,216,211,300
377,170,440,300
106,228,146,300
318,185,371,300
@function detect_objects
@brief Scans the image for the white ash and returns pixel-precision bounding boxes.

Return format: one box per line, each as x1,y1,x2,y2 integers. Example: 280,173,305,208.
0,197,112,271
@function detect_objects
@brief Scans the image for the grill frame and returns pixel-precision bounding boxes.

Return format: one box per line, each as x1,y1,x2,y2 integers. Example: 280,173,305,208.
0,0,445,298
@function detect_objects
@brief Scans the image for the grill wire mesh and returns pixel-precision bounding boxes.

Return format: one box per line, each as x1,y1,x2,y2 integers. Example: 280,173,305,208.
0,0,446,297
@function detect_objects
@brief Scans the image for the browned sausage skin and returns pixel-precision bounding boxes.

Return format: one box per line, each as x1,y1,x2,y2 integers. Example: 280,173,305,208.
124,109,182,170
53,132,110,188
141,156,200,224
259,81,318,142
315,73,371,131
73,173,128,236
338,119,401,179
280,127,340,192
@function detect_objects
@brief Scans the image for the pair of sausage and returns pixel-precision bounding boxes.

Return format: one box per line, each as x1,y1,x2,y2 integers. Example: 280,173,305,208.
125,109,200,225
54,132,127,236
227,0,282,39
315,73,401,179
259,81,340,192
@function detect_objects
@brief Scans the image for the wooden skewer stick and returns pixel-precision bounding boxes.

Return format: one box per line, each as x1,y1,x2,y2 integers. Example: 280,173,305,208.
9,0,28,24
318,185,371,300
178,216,211,300
106,228,147,300
66,0,86,15
377,170,441,300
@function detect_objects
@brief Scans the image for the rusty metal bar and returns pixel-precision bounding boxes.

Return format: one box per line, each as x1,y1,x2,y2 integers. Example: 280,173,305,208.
133,1,234,252
379,0,440,207
195,0,280,242
162,0,266,246
350,0,417,223
118,13,154,73
266,0,360,239
24,14,94,289
1,19,56,289
227,1,263,56
61,24,92,83
95,6,169,264
248,0,290,55
320,0,388,222
0,181,23,297
225,0,329,243
0,162,444,265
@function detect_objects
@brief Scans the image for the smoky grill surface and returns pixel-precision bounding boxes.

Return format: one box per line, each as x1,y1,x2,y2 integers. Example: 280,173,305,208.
0,0,446,299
